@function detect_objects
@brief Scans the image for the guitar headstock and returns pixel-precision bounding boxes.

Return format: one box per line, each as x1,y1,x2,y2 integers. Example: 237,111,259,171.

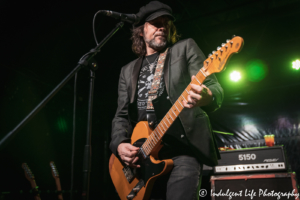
22,163,35,181
50,161,59,178
202,36,244,75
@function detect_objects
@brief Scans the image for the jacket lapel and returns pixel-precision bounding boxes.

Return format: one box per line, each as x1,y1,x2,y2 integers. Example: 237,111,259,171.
130,57,143,103
163,48,171,96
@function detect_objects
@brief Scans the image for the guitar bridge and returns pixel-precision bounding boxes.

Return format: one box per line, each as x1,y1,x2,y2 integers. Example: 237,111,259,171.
127,179,145,199
122,166,135,183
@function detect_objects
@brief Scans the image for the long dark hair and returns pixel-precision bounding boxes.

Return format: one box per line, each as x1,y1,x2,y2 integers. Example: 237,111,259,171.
131,20,179,57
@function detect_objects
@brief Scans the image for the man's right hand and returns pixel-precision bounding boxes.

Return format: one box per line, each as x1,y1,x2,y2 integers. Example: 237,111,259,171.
117,143,140,168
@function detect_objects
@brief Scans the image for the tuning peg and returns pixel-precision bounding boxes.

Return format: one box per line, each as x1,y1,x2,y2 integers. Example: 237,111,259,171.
217,46,221,50
222,43,226,47
232,35,236,38
226,39,230,43
212,51,216,54
208,53,212,57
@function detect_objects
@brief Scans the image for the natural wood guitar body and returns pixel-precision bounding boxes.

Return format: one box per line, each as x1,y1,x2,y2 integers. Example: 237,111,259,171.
109,121,173,200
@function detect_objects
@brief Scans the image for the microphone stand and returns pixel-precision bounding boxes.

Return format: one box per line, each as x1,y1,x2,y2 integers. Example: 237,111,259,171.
0,21,124,200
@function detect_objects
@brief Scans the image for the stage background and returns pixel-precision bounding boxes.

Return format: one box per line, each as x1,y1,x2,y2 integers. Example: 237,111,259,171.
0,0,299,199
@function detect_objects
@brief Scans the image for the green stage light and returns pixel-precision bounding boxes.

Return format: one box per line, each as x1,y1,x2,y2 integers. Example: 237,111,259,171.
246,59,268,82
230,71,241,82
293,60,300,70
57,117,67,132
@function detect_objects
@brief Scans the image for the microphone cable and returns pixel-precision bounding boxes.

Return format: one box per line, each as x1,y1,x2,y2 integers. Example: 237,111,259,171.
93,10,102,45
70,10,100,198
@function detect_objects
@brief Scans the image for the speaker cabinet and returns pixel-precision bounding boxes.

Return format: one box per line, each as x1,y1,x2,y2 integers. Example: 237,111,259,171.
210,173,298,200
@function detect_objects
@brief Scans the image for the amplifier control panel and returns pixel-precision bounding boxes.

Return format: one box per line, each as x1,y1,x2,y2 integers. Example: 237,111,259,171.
215,162,286,173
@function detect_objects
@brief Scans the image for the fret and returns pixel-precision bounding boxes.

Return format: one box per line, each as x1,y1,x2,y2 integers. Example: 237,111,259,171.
143,142,148,151
171,108,177,117
155,128,162,137
163,120,169,128
185,89,189,95
159,124,165,132
168,112,174,121
144,146,149,155
165,115,171,124
194,76,201,85
150,134,156,143
157,123,166,134
154,129,162,138
158,125,164,135
160,122,166,130
152,134,158,143
174,104,179,112
142,143,148,154
178,100,184,108
200,69,207,78
181,95,187,102
148,141,153,149
154,132,160,141
150,136,156,146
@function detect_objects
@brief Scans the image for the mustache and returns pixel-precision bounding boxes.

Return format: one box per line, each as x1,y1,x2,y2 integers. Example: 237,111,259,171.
154,31,166,37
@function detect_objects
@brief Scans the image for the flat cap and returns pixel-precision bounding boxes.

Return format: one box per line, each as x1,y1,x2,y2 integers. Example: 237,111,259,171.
134,1,175,28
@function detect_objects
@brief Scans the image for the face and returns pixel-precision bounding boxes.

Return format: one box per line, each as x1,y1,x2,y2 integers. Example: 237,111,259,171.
142,16,171,51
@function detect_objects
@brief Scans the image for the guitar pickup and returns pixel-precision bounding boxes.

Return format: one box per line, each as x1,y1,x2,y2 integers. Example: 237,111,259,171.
123,166,135,183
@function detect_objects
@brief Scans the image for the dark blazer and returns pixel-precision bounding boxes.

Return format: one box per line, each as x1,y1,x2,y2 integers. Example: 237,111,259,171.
110,38,223,166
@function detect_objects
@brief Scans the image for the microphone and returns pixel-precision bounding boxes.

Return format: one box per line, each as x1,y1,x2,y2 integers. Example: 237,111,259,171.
100,10,140,24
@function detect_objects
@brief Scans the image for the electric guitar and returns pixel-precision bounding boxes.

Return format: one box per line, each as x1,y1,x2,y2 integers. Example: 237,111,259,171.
109,36,244,200
22,163,41,200
50,161,64,200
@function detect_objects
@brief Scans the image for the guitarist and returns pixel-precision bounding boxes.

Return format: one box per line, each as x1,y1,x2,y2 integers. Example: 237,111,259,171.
110,1,224,199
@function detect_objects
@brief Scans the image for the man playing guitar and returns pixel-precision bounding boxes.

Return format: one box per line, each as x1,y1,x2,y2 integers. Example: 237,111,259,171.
110,1,223,199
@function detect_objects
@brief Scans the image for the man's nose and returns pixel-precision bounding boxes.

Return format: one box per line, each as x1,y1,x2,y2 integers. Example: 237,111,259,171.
157,26,166,32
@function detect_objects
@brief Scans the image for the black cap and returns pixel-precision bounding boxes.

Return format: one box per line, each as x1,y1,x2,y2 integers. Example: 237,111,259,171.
134,1,175,28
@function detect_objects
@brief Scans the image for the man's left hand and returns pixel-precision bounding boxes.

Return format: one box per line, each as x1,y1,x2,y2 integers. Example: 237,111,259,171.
183,75,213,109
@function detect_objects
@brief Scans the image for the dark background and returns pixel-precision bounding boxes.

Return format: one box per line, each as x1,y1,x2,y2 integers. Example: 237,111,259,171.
0,0,300,199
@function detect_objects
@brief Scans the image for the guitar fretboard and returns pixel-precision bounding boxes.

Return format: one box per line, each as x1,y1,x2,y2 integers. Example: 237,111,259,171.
141,68,208,156
139,36,243,156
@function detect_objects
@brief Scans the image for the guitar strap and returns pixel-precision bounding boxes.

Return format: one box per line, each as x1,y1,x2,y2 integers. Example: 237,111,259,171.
146,48,169,128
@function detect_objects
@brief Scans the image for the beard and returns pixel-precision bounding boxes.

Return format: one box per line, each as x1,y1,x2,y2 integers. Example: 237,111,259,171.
144,32,168,51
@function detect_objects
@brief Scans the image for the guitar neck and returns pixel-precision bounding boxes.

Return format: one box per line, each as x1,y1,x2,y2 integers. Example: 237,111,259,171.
29,181,41,200
55,178,63,200
140,36,244,155
22,163,41,200
50,161,63,200
141,68,207,156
